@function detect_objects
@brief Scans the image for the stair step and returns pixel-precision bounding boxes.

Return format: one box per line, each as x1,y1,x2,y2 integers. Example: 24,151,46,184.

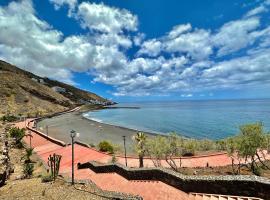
189,193,196,200
195,194,203,200
211,195,220,200
203,194,212,200
189,193,264,200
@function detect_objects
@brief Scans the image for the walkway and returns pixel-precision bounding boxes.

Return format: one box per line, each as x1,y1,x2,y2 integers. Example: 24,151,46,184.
15,120,268,200
16,120,190,200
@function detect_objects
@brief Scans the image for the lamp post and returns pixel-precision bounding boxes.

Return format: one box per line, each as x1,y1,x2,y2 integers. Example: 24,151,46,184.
70,130,79,185
122,136,127,167
46,125,49,137
26,130,33,148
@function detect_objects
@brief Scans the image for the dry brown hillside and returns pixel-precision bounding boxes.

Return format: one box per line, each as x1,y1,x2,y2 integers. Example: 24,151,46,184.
0,60,112,117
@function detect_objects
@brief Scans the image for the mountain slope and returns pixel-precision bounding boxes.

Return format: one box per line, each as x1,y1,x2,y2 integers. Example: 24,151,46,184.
0,60,112,116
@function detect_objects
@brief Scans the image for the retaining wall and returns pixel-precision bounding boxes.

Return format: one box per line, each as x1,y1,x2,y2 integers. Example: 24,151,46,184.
78,161,270,199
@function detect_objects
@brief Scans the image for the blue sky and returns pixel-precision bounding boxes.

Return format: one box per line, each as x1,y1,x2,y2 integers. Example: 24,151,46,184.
0,0,270,102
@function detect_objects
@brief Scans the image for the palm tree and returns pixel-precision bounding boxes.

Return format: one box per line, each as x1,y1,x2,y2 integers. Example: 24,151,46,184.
133,132,147,168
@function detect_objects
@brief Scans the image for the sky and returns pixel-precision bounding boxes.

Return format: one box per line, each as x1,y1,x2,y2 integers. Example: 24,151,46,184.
0,0,270,102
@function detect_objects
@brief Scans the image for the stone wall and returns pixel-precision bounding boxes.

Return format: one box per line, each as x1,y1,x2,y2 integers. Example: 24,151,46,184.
78,161,270,199
0,125,14,187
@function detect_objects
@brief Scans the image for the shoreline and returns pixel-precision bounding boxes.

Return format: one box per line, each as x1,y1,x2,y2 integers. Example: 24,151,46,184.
37,108,157,154
82,112,167,137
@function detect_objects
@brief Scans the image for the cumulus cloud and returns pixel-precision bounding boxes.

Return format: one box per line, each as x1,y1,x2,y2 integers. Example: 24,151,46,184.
0,0,135,84
49,0,77,16
76,2,138,34
1,0,270,97
137,39,162,57
212,17,261,56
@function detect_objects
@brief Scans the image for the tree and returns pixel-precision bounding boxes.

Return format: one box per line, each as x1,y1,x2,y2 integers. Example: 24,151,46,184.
146,133,184,171
133,132,147,168
146,136,167,167
228,122,270,175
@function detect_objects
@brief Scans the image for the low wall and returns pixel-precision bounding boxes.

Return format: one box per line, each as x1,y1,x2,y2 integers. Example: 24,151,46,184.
78,161,270,199
27,126,66,147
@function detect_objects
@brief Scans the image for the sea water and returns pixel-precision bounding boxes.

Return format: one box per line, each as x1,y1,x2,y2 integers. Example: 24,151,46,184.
83,99,270,140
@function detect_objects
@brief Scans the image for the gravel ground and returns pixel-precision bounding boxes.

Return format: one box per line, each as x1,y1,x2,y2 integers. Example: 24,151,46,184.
0,178,109,200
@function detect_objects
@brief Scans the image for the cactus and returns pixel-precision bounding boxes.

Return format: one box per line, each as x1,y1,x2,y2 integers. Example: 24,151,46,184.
47,154,62,181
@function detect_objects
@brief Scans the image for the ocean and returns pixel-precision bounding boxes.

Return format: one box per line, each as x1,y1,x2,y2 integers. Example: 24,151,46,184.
83,99,270,140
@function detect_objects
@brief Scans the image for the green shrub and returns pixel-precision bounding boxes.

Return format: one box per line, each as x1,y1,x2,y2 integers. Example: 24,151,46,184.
21,148,34,163
0,115,18,122
98,140,114,154
111,154,117,163
253,166,262,176
9,127,25,146
41,174,53,183
23,163,34,177
183,139,197,156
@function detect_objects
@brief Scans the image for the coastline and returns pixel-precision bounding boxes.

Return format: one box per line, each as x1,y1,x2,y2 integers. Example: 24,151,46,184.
37,108,157,154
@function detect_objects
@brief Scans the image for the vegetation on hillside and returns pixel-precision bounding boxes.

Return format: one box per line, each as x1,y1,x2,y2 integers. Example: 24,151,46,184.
9,127,25,147
0,60,112,117
132,123,270,175
0,114,18,122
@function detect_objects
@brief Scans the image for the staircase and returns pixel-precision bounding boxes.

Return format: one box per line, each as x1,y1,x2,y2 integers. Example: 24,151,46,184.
188,193,264,200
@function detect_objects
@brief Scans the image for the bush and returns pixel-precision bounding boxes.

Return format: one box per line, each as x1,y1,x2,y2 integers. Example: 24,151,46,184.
0,115,18,122
23,163,34,177
41,174,53,183
253,166,262,176
183,139,197,156
21,148,34,163
98,140,114,154
9,127,25,147
111,154,117,163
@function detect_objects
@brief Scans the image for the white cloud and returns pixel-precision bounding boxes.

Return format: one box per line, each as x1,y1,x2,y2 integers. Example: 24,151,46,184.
133,33,145,46
213,17,261,56
165,29,212,60
49,0,77,16
181,94,193,98
76,2,138,34
167,24,192,39
245,5,268,17
1,0,270,97
137,39,162,57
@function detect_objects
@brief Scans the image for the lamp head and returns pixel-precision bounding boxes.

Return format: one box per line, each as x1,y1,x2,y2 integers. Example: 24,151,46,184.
70,130,76,138
70,130,80,138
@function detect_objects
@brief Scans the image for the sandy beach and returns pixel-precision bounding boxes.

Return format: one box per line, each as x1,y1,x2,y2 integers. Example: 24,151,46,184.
37,110,155,154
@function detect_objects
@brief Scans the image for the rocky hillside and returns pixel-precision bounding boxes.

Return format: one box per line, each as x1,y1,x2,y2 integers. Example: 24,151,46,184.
0,60,113,117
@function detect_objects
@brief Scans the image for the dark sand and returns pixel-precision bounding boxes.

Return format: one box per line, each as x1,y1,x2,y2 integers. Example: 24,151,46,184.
37,111,155,154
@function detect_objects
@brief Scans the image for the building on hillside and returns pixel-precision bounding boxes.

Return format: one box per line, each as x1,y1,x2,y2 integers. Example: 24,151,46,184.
52,86,66,93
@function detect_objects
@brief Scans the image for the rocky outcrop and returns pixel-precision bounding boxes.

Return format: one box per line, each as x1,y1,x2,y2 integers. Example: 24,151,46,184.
0,126,14,187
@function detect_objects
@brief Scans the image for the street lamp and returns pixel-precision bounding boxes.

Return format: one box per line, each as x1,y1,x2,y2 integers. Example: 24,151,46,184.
122,136,127,167
70,130,79,185
46,125,49,136
26,130,33,148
